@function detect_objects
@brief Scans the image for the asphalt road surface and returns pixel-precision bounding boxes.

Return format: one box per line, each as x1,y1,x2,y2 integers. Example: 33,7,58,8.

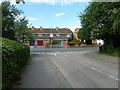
15,47,119,88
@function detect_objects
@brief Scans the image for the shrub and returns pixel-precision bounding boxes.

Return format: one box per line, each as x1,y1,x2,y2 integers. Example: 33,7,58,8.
67,42,76,46
75,42,82,46
2,38,30,89
52,39,60,45
74,40,82,46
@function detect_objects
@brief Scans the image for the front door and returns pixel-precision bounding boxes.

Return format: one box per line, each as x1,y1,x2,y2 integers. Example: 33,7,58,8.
37,41,43,46
57,40,62,45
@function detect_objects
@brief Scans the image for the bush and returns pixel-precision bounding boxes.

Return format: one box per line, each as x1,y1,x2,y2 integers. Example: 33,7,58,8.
100,43,120,57
74,40,82,46
67,42,76,46
52,39,60,45
2,38,30,89
75,42,82,46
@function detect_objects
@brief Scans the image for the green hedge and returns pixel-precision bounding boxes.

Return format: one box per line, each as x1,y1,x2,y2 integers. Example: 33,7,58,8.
99,43,120,57
67,42,76,46
2,38,30,89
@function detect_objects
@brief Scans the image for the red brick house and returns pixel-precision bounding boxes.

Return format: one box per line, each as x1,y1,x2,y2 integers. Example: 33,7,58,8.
30,26,72,46
74,28,81,41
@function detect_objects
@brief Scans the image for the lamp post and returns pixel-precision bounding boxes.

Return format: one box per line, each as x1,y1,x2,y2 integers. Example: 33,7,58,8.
50,33,53,48
67,34,70,46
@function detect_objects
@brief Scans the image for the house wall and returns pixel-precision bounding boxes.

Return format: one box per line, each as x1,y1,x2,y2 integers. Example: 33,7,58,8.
60,34,66,36
62,40,67,46
43,41,49,46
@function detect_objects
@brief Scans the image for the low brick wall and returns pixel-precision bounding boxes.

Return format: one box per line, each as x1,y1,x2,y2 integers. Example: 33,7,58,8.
67,45,100,48
23,43,29,46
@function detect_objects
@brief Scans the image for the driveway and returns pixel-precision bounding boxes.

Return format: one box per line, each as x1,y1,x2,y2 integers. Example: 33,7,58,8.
14,47,119,88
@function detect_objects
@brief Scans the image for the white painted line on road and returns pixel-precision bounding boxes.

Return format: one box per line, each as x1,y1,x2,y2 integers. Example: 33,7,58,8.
59,52,120,82
91,67,120,81
49,52,57,56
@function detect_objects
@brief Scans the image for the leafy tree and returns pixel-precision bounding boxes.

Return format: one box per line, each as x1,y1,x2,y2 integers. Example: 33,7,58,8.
78,2,120,53
1,1,22,40
1,1,34,43
16,0,25,4
14,17,35,43
68,33,74,42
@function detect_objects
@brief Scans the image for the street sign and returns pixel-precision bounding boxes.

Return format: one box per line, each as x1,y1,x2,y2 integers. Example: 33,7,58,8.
50,33,53,37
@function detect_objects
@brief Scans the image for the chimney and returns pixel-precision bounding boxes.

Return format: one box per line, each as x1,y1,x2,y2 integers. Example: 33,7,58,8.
56,27,58,30
40,26,42,30
31,26,35,30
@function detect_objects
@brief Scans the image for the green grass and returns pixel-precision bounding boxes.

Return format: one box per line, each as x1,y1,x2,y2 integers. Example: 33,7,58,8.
99,50,120,57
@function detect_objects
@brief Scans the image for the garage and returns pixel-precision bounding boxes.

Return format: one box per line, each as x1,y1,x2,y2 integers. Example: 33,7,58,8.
37,41,43,46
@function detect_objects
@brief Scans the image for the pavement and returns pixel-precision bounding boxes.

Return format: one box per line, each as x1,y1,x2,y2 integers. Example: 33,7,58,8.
14,47,119,88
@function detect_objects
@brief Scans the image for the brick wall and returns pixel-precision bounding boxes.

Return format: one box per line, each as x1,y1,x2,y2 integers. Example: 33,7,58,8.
62,40,67,46
23,43,29,46
43,41,49,46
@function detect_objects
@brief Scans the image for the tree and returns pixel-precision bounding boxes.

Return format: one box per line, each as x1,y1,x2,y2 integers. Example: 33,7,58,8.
16,0,25,4
68,32,74,42
14,17,35,43
2,1,22,40
78,2,120,52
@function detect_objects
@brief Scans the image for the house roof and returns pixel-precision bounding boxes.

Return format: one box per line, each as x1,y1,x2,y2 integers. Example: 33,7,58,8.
31,27,73,34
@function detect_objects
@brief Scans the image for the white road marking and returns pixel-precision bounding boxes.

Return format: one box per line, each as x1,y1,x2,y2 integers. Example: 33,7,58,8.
59,52,120,82
91,67,120,81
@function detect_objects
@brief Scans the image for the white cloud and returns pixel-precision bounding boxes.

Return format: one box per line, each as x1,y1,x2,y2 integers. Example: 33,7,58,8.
17,15,39,21
55,13,65,17
1,0,91,5
68,25,82,32
26,0,91,4
1,0,117,5
26,17,39,20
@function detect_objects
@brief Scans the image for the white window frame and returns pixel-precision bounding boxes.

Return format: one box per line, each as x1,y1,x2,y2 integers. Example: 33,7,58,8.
38,33,42,37
56,34,60,37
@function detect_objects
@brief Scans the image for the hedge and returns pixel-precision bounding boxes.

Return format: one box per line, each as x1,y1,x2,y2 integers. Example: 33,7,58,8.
2,38,30,89
67,42,76,46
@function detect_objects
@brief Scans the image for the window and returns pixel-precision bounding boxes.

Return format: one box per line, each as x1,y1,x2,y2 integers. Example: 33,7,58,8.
38,33,42,37
67,34,70,37
56,34,60,37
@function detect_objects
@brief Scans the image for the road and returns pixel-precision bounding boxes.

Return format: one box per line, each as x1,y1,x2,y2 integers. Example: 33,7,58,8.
15,47,119,88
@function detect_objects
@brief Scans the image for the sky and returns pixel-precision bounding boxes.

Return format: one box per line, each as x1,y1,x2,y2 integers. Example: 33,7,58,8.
2,0,90,32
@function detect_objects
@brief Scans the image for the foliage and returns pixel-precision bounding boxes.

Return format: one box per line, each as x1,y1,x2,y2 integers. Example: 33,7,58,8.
14,17,35,43
78,27,92,41
1,1,34,43
74,40,82,46
67,42,76,46
2,38,30,89
1,1,22,40
68,33,74,42
78,2,120,55
52,39,60,45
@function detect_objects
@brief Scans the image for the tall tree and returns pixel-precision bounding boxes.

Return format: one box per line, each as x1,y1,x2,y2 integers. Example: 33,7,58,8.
14,17,35,43
78,2,120,49
2,1,22,40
